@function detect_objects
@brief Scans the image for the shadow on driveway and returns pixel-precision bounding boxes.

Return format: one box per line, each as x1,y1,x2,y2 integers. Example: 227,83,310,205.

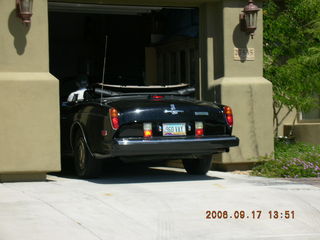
52,160,222,184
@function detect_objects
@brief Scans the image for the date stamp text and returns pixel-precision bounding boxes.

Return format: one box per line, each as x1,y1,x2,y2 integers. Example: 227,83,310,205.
205,210,295,220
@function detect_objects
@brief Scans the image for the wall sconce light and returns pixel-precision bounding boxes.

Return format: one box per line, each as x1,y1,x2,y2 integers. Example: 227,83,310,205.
239,0,260,39
16,0,33,25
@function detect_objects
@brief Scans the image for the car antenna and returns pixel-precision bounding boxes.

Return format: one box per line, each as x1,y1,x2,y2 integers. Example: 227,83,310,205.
100,35,108,104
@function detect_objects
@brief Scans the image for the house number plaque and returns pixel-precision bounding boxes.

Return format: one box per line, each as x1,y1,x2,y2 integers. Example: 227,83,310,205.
233,48,255,61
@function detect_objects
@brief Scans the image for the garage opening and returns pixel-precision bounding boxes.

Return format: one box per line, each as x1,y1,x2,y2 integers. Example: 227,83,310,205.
48,3,199,101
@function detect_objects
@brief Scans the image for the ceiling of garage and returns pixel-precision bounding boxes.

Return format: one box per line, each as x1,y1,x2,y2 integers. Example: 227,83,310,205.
48,0,216,8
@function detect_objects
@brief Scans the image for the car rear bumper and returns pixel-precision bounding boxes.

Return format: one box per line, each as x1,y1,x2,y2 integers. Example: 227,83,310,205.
97,136,239,158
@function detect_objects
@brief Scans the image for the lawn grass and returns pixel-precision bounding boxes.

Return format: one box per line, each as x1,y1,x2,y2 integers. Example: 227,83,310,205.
251,141,320,178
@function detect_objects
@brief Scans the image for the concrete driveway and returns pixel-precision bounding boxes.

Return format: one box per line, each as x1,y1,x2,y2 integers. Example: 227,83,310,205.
0,166,320,240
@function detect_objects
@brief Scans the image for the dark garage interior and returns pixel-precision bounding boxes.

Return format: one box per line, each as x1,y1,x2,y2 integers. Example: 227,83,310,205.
48,3,199,101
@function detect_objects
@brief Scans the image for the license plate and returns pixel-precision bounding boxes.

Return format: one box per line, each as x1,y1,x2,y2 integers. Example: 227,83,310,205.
163,123,186,136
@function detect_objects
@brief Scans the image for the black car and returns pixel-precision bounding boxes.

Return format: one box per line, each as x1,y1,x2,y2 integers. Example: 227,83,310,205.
61,83,239,178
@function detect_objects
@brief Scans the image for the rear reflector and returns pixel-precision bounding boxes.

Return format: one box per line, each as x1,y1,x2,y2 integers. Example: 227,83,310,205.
143,123,153,137
195,121,204,136
223,106,233,126
109,108,119,130
101,130,108,136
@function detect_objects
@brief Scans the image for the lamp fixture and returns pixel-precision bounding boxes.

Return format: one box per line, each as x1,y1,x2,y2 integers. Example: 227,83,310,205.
16,0,33,25
239,0,260,39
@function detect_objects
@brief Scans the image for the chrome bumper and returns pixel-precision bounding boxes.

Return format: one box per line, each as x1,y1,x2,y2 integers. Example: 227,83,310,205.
109,136,239,157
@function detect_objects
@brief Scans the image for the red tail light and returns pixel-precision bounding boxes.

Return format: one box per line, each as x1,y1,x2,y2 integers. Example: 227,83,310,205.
143,123,153,137
109,108,119,130
224,106,233,126
195,129,204,136
152,95,164,100
195,121,204,136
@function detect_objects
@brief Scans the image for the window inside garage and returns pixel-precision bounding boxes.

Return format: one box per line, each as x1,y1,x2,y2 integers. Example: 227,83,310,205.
48,3,199,101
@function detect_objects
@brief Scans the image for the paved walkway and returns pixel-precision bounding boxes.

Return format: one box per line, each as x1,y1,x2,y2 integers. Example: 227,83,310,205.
283,178,320,188
0,167,320,240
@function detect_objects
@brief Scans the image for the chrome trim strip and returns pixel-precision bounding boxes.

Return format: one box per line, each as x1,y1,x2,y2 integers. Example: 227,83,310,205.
116,136,238,146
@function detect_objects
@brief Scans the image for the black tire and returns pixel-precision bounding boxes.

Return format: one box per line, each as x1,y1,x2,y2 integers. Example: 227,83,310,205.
182,156,213,175
73,131,101,178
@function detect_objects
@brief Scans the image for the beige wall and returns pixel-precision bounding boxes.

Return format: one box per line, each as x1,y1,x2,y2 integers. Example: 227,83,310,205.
199,0,274,168
280,110,320,145
0,1,49,72
284,123,320,145
276,106,320,145
222,0,263,78
212,77,273,166
0,1,60,181
274,106,296,137
0,73,60,172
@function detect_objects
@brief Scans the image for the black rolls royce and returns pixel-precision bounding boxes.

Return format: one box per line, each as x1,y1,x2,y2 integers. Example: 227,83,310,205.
60,83,239,178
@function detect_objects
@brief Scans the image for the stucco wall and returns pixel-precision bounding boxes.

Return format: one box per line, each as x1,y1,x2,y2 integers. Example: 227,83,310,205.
0,1,60,181
0,1,49,72
284,123,320,145
199,0,274,168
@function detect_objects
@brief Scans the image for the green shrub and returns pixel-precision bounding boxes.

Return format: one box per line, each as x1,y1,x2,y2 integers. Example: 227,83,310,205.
251,141,320,178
